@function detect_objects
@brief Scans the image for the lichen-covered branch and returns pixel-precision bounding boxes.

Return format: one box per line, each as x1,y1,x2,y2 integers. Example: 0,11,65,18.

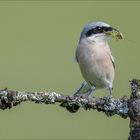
0,80,135,118
0,87,127,117
0,89,66,109
0,79,140,139
0,88,129,118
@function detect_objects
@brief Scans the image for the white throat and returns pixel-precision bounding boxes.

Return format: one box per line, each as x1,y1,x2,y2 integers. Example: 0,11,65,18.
87,34,109,45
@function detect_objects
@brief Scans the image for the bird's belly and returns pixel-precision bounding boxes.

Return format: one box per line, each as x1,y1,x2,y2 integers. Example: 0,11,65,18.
78,55,114,88
80,65,106,88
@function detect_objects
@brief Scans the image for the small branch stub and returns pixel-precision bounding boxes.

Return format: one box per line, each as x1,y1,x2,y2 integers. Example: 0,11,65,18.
128,79,140,140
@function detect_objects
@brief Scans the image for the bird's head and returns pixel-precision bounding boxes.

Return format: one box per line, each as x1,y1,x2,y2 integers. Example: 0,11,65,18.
80,21,123,43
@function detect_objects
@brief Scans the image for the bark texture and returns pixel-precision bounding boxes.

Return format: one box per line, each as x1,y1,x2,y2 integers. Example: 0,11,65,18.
0,79,140,140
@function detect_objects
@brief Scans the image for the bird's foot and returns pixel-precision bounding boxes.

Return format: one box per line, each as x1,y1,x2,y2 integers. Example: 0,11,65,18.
73,91,93,99
105,95,113,101
80,93,95,100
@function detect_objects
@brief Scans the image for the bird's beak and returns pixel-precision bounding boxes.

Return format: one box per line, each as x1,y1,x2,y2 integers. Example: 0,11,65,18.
105,28,123,40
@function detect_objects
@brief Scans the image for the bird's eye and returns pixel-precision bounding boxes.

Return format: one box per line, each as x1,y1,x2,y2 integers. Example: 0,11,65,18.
96,26,102,31
94,26,103,33
86,26,104,37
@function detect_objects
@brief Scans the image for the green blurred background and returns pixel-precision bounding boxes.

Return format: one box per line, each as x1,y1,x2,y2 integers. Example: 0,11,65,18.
0,1,139,139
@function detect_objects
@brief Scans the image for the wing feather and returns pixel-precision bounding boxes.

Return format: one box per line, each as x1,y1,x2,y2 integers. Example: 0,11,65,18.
110,54,115,69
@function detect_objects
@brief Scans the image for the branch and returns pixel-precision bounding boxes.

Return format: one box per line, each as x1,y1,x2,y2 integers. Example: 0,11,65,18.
0,87,129,117
0,79,140,139
0,82,132,118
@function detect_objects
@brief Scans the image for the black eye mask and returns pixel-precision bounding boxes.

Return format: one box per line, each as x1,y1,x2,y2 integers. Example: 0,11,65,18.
86,26,113,37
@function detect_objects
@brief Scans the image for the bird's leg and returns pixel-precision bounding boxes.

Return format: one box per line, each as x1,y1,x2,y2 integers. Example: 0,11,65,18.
109,87,113,97
73,82,96,98
84,86,96,97
73,82,86,96
73,81,92,97
106,87,113,100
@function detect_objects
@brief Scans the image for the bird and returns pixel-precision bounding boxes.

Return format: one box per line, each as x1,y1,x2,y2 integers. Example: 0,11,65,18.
74,21,123,97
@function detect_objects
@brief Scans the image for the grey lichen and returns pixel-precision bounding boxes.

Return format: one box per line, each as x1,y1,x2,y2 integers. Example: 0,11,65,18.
0,79,140,140
60,95,129,118
0,79,139,120
0,87,129,118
